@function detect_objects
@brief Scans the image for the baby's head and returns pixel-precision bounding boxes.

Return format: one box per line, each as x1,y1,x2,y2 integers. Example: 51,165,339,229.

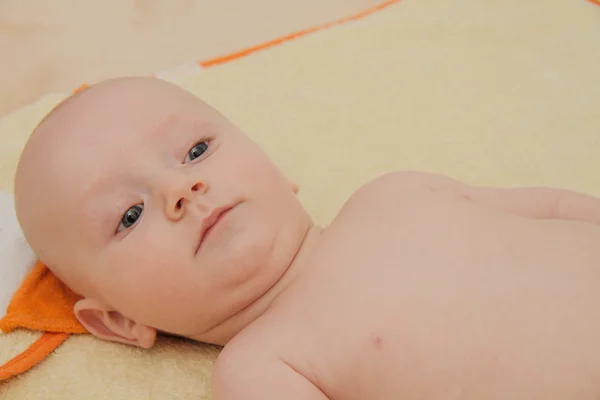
14,77,310,347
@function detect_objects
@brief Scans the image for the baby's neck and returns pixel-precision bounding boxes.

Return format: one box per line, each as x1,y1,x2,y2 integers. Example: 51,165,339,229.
191,224,324,346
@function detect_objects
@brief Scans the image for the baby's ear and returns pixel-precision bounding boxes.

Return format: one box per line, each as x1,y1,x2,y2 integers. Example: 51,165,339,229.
74,298,156,349
289,180,299,194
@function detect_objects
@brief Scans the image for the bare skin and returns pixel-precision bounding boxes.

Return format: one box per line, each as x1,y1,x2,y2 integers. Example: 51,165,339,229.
14,77,600,399
214,172,600,399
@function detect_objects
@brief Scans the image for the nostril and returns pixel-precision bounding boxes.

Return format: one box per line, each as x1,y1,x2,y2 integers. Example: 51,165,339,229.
176,199,183,210
191,183,201,192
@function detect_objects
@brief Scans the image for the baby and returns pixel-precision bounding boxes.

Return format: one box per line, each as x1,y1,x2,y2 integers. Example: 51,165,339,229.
14,77,600,399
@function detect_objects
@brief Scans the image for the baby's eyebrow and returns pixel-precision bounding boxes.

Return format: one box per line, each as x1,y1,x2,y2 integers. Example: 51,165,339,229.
80,183,131,239
154,114,219,156
88,198,121,234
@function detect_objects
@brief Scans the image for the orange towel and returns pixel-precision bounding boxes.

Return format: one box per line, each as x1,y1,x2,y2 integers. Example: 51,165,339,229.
0,262,85,381
0,262,85,334
0,262,86,381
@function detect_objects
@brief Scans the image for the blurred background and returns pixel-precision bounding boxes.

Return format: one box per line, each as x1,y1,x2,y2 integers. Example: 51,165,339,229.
0,0,383,117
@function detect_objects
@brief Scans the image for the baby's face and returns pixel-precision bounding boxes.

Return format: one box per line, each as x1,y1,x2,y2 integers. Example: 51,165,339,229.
15,78,310,340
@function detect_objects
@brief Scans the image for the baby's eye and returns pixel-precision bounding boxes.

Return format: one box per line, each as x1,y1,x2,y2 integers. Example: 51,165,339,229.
184,141,209,163
117,204,144,232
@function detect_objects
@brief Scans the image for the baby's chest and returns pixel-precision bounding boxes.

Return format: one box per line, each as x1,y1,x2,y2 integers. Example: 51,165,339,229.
273,206,600,398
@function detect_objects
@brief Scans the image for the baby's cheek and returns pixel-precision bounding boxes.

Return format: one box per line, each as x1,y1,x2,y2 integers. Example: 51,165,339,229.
108,253,195,328
106,236,185,292
234,152,281,183
133,251,187,288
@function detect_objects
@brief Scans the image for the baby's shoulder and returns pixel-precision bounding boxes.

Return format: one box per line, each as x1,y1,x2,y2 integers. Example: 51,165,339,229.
211,321,321,398
212,325,278,380
355,170,464,197
340,170,460,213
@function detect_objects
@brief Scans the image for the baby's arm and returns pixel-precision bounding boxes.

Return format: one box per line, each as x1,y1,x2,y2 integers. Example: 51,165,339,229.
390,171,600,224
212,353,329,400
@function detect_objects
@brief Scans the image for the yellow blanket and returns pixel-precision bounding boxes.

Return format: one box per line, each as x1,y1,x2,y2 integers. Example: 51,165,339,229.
1,0,599,398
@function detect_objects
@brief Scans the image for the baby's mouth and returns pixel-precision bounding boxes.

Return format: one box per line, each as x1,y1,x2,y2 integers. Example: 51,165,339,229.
194,203,237,254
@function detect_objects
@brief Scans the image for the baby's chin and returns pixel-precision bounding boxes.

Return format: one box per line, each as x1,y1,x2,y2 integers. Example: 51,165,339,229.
200,231,279,285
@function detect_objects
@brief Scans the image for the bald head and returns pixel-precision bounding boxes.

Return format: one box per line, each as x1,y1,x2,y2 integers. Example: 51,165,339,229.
13,75,310,346
13,77,222,285
14,81,95,276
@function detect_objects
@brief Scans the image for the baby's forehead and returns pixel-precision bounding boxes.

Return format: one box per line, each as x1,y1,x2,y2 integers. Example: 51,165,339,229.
22,79,232,193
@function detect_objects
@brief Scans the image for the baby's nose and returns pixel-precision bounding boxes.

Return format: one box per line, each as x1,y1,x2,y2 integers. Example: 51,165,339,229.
164,178,208,221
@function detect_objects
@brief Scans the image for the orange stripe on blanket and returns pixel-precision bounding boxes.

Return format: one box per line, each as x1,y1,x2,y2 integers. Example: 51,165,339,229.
65,1,401,93
0,333,69,381
199,0,401,68
589,0,600,5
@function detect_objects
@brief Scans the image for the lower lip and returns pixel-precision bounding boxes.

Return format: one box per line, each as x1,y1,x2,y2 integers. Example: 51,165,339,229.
203,207,235,241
